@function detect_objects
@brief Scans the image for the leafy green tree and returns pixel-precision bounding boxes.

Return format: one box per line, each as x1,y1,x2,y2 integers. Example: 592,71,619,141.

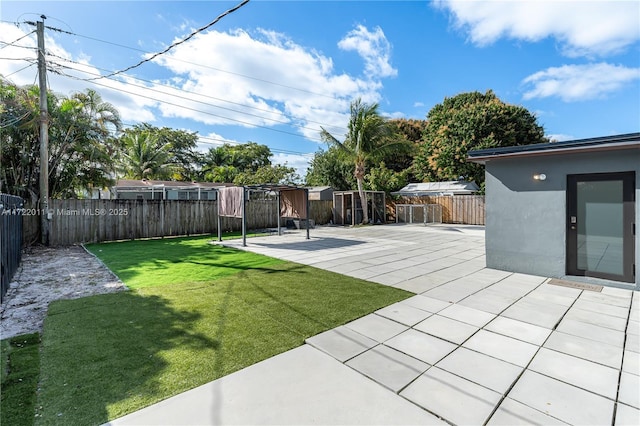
364,162,408,195
0,80,121,201
50,89,122,197
122,124,200,181
117,131,173,180
199,147,229,182
226,142,272,172
200,142,274,183
71,88,121,136
414,90,547,184
307,119,425,192
305,146,355,190
1,80,40,202
233,164,300,185
320,98,405,223
387,118,427,182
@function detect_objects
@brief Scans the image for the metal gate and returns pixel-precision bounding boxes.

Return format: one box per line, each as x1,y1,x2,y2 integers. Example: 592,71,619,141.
395,204,443,225
1,194,24,302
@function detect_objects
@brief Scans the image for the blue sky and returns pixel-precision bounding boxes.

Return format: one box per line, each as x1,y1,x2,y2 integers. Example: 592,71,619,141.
1,1,639,177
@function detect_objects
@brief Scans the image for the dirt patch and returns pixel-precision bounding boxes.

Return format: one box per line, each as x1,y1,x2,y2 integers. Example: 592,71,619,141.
1,245,126,339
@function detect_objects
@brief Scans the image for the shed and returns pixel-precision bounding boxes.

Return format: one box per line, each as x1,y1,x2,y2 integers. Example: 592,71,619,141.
468,133,639,290
391,181,479,196
115,180,228,200
307,186,334,201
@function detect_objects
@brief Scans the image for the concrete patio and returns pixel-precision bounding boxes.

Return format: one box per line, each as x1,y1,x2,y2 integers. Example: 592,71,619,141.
109,224,639,425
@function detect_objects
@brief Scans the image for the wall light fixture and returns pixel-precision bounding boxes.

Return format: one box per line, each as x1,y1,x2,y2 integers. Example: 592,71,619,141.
533,173,547,181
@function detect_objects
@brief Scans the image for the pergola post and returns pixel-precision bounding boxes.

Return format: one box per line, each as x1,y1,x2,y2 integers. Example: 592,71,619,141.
277,190,281,236
217,189,222,242
242,187,247,247
305,188,310,240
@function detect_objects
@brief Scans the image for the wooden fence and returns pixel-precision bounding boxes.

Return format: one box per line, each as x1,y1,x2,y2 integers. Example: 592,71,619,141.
1,194,24,302
23,199,334,246
20,196,483,246
392,195,485,225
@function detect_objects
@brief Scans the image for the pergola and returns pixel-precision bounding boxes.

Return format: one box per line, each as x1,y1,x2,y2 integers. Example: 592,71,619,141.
217,184,310,246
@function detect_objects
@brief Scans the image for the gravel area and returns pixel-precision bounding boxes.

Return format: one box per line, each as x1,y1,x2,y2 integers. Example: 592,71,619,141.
0,245,126,340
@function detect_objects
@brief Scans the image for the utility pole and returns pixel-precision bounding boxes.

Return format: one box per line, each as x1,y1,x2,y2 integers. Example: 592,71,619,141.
36,15,49,246
36,16,50,245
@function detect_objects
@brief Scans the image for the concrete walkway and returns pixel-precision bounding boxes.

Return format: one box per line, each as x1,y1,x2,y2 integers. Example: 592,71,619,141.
109,224,639,425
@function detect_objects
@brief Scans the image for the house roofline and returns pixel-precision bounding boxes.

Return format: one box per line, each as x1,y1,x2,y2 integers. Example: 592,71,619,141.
467,133,640,164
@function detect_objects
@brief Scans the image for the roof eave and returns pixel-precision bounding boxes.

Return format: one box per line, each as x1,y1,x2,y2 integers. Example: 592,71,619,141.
468,140,640,164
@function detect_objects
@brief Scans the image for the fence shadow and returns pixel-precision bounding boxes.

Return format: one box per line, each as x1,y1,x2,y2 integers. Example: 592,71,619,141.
86,235,286,287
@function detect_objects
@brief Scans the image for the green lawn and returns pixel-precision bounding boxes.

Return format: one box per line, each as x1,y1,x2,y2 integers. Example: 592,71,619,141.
31,234,411,425
1,334,40,426
88,233,275,289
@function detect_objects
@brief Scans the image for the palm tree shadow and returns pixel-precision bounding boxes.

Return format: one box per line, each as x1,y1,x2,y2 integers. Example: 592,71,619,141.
37,291,216,425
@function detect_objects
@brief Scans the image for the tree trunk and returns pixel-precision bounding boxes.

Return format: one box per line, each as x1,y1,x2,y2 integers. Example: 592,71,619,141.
356,178,369,224
355,161,369,224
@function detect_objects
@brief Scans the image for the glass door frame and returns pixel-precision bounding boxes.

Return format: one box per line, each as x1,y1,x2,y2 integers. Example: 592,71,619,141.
566,171,635,283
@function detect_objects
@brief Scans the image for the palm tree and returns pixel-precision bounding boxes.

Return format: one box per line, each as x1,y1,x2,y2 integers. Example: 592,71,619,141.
117,132,173,180
68,89,122,195
71,88,122,135
320,98,399,224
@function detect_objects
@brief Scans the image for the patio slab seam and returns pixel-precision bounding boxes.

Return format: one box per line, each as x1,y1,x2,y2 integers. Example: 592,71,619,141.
307,275,637,425
213,226,638,426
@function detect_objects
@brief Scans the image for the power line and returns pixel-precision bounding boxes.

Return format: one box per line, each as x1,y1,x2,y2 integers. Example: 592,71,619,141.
34,21,342,101
11,51,347,141
46,51,347,134
2,55,329,152
0,57,36,61
86,0,250,81
196,134,314,157
0,110,33,129
60,31,147,53
2,62,36,79
119,122,314,158
0,43,36,51
4,11,337,158
51,65,326,143
0,30,35,49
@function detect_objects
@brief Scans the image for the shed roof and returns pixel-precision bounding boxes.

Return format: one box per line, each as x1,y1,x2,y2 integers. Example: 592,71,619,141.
115,179,230,190
244,184,307,192
306,186,333,193
467,132,640,164
392,181,479,196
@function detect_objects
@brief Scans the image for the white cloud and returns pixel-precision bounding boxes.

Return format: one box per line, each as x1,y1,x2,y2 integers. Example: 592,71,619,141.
153,27,391,141
271,152,314,180
0,23,39,80
413,101,425,107
522,63,640,101
338,25,398,78
195,131,237,153
1,22,394,145
383,111,406,119
0,23,157,123
546,133,575,142
437,0,640,57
